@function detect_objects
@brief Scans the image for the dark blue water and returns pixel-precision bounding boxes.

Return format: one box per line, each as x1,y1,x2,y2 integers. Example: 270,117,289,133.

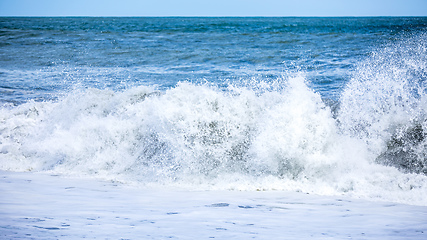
1,17,426,103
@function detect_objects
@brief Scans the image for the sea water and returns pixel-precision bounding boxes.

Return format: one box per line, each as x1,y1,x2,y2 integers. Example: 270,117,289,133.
1,17,427,239
1,17,427,202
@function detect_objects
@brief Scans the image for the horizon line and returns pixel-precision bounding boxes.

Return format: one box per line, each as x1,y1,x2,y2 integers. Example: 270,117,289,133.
1,15,426,18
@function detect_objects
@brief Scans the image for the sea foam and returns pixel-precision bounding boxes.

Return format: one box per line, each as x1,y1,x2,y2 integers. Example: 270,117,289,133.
1,34,427,205
1,73,427,205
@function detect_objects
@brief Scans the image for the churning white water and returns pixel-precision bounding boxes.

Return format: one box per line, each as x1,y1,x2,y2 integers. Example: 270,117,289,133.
1,69,427,205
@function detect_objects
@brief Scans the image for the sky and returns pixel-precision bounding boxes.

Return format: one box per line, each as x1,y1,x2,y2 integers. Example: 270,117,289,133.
0,0,426,17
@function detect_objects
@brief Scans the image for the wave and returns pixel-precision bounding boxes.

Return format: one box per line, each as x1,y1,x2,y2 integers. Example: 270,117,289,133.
338,33,427,175
1,34,427,205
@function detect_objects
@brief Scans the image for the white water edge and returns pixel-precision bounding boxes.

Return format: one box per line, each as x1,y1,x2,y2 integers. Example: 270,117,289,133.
1,171,426,240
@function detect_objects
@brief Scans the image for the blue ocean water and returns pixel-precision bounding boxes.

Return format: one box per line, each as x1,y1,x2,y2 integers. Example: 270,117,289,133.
1,17,427,204
1,17,425,103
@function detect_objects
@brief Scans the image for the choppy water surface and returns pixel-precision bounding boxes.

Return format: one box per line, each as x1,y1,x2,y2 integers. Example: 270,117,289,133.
1,17,427,205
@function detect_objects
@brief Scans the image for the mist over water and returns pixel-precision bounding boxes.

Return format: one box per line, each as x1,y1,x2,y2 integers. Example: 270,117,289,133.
1,17,427,205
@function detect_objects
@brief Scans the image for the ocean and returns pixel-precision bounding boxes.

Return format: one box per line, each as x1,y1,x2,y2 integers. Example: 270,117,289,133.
1,17,427,239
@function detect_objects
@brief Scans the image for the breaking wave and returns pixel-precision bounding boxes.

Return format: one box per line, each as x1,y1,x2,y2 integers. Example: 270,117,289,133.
1,34,427,206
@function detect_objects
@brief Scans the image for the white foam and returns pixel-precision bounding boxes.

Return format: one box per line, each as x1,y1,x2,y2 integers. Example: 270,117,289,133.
1,72,427,205
2,171,426,239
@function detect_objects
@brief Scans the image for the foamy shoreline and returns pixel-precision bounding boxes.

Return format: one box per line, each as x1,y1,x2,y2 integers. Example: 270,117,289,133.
1,170,426,239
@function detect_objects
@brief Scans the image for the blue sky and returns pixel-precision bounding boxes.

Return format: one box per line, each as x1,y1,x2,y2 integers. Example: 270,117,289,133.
0,0,426,17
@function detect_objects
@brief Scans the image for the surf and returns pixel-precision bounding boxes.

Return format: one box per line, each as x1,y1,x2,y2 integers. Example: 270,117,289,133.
1,33,427,205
